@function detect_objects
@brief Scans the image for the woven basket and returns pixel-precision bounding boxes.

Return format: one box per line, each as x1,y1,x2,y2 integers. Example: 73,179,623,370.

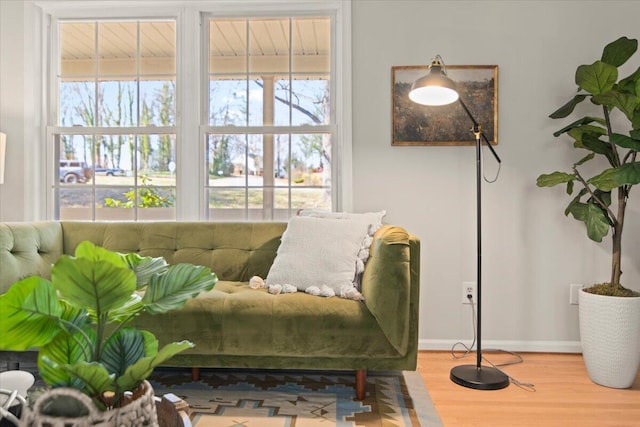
20,381,158,427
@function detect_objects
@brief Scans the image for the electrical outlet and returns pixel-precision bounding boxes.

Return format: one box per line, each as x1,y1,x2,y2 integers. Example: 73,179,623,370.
569,283,584,305
462,281,477,304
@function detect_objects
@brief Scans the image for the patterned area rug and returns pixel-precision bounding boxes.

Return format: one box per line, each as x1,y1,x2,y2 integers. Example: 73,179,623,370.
148,368,442,427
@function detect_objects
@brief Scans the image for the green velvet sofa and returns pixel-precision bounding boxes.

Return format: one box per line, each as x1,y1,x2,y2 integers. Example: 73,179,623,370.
0,221,420,399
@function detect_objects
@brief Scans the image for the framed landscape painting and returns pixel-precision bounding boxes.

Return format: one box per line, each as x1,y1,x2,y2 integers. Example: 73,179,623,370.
392,65,498,146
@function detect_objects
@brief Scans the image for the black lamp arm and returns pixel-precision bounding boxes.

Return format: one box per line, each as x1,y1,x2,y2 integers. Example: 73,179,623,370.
457,97,502,164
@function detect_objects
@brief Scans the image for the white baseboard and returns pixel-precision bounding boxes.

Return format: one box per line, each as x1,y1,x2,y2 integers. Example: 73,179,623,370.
419,339,582,353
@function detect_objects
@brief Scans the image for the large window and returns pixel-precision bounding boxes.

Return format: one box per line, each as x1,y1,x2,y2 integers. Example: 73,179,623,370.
44,3,347,221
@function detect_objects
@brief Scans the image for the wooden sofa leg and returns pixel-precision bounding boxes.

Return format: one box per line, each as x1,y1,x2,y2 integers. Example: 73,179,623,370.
355,369,366,400
191,367,200,381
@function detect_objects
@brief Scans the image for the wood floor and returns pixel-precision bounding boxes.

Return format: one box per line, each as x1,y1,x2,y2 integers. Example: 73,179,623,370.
417,351,640,426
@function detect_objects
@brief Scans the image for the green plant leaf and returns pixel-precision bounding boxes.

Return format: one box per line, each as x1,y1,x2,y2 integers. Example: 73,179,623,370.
536,171,576,188
601,36,638,67
75,241,127,267
574,153,595,167
589,162,640,190
588,162,640,191
581,133,615,166
567,125,607,143
585,203,611,242
0,277,63,350
549,94,588,119
105,294,144,323
38,357,84,390
61,361,116,397
618,66,640,94
52,254,136,314
121,253,169,289
592,91,639,121
633,111,640,130
553,116,606,137
566,180,574,195
576,61,617,95
58,301,90,337
581,133,612,155
566,201,610,242
610,133,640,151
564,188,588,216
116,340,193,392
566,201,588,221
591,189,612,207
139,330,159,358
38,327,95,388
142,264,217,314
100,327,149,378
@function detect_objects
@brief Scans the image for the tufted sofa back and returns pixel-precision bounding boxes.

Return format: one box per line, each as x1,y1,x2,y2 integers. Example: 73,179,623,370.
1,221,287,293
0,222,64,293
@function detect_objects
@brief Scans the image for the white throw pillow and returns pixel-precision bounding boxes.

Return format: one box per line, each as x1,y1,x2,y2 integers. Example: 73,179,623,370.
298,210,386,288
266,216,371,299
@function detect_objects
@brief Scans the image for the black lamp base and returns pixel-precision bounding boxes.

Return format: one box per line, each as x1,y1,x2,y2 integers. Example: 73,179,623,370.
450,364,510,390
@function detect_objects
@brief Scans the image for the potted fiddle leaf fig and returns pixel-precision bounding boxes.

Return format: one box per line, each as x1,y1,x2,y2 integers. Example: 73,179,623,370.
0,241,218,423
536,36,640,388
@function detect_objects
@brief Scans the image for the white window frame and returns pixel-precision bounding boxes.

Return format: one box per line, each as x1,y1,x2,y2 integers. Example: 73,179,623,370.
27,0,352,221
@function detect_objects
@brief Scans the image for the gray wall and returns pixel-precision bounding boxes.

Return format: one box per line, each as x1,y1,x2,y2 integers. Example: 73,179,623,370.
1,0,639,351
352,0,640,350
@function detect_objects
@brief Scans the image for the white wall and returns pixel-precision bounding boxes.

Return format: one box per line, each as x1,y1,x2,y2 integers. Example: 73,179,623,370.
352,0,640,351
0,0,27,221
1,0,639,351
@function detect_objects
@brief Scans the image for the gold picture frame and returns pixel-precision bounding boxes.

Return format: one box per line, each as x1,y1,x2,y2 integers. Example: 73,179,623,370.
392,65,498,146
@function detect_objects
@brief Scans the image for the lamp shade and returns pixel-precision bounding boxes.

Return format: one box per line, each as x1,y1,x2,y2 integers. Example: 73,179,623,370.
0,132,5,184
409,62,459,106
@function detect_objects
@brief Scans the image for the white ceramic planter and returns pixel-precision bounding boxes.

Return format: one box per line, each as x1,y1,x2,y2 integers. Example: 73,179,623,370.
579,289,640,388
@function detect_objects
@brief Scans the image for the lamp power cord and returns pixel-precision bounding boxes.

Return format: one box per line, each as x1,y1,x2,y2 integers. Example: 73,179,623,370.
450,294,536,392
482,142,501,183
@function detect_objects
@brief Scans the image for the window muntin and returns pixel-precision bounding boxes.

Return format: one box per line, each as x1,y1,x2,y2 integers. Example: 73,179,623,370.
54,20,177,220
205,132,330,219
55,132,176,220
205,16,333,220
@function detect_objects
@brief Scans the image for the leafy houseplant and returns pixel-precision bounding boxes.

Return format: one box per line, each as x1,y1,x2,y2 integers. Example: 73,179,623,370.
537,36,640,297
0,241,217,412
537,36,640,388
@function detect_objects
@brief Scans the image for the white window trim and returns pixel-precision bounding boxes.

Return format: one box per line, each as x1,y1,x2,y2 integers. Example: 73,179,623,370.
26,0,352,220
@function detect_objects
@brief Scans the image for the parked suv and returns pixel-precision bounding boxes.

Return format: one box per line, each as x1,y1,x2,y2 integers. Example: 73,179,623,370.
59,160,93,184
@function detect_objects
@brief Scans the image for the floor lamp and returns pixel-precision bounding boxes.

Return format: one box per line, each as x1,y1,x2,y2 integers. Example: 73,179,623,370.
409,56,509,390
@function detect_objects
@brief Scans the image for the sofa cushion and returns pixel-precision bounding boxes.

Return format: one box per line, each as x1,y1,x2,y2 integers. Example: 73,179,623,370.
129,281,401,359
265,216,370,298
60,222,286,282
298,210,386,289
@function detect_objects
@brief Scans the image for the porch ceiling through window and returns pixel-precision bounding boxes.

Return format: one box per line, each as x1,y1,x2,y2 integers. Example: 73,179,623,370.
60,18,329,78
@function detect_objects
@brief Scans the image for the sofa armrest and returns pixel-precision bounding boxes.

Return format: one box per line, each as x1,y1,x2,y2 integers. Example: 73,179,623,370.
361,225,420,355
